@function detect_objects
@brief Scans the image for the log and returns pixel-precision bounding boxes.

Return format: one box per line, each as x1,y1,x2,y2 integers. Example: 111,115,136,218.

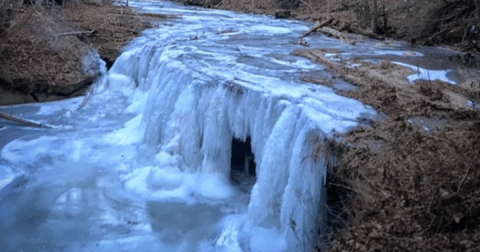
0,112,54,129
343,24,385,40
320,26,356,45
299,17,333,39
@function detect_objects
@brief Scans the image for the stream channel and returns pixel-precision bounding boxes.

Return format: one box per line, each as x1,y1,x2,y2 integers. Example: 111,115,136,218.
0,1,463,251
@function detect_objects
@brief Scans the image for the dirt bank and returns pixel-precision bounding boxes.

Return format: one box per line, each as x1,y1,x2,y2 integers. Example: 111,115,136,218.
0,0,168,105
293,48,480,251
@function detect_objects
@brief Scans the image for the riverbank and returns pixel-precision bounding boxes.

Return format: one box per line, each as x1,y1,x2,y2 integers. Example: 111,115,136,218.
0,0,167,105
293,49,480,251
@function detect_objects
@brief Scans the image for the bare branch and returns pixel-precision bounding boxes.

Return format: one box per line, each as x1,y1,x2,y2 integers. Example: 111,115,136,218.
0,112,54,128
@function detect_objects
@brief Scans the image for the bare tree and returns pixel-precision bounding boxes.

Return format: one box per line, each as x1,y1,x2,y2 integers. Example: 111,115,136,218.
372,0,379,34
475,0,480,26
361,0,371,27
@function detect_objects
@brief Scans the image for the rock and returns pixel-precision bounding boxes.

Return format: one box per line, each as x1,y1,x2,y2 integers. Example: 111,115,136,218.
275,10,291,19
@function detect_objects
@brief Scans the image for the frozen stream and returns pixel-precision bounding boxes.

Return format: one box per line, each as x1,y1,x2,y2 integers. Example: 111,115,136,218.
0,1,461,251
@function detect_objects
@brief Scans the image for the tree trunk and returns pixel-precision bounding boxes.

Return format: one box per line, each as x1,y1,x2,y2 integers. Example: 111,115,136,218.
475,0,480,27
361,0,371,27
382,0,387,31
372,0,379,34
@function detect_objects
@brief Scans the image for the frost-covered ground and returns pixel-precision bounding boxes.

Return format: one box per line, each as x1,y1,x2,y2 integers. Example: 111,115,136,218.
1,1,456,251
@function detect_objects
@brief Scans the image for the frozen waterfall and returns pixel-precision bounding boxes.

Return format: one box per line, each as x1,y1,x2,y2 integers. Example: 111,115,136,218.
0,1,374,251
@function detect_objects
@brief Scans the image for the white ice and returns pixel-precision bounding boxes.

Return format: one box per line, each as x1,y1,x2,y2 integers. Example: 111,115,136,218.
393,61,456,84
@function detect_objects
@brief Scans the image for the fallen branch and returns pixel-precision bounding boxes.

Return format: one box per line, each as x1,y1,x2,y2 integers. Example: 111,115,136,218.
423,29,447,46
0,112,53,129
56,30,96,37
299,17,333,39
342,24,385,40
320,26,356,45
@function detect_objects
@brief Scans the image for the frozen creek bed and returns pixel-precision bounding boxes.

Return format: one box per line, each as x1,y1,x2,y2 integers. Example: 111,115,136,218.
0,1,461,251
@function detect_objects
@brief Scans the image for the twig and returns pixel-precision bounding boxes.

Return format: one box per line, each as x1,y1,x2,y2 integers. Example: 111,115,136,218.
0,112,53,129
457,150,479,193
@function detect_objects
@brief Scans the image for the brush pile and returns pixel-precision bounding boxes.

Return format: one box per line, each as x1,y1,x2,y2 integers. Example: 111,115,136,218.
320,68,480,251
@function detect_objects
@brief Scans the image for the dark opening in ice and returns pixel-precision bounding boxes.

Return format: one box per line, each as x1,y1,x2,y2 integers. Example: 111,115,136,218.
230,137,256,191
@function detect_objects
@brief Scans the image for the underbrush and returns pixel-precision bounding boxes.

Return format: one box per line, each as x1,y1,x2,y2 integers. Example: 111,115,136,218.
319,78,480,251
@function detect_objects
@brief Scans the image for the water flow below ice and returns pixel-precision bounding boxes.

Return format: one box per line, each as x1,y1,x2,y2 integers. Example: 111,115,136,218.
0,1,375,251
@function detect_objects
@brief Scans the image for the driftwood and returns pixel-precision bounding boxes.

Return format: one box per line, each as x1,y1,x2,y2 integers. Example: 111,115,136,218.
0,112,53,129
320,26,356,45
342,24,385,40
299,17,333,39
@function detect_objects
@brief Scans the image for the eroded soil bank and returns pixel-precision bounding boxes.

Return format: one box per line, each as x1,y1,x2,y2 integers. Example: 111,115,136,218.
0,1,167,105
293,49,480,251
